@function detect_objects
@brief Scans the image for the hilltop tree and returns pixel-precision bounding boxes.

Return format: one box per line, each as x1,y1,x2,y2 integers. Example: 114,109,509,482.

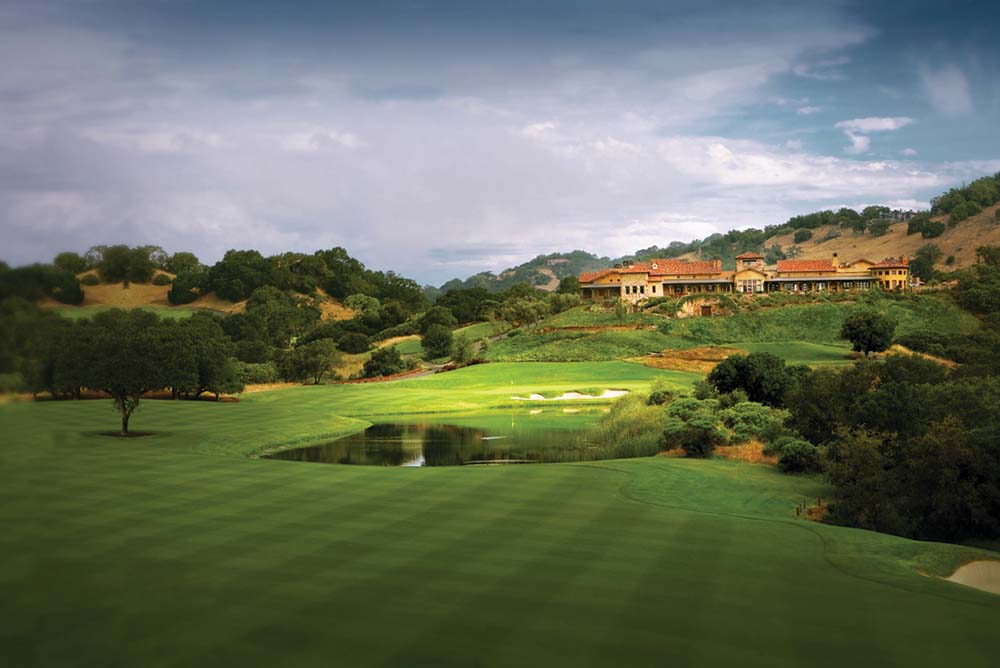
53,251,87,275
166,252,201,275
841,311,896,356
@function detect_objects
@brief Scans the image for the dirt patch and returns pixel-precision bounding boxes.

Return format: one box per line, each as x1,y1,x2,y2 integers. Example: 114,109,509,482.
888,344,958,369
242,382,300,393
713,440,777,465
632,346,743,374
944,561,1000,595
378,335,419,349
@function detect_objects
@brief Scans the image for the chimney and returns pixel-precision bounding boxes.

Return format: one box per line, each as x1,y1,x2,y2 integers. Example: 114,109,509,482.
833,252,839,267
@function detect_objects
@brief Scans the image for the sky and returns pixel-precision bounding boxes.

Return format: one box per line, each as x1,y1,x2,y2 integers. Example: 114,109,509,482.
2,0,999,285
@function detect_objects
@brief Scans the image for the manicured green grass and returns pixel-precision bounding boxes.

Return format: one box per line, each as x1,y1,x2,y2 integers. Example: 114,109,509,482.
454,321,500,339
389,335,423,356
736,341,854,366
50,305,204,320
1,360,998,666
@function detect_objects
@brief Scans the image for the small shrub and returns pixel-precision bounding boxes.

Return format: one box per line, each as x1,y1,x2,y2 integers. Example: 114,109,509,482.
693,380,719,400
718,389,749,409
793,229,813,243
647,378,675,406
778,440,823,473
80,274,100,286
152,273,172,286
945,255,955,265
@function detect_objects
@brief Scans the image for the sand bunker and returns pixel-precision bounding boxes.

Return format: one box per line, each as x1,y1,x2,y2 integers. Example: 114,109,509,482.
944,561,1000,595
512,390,630,401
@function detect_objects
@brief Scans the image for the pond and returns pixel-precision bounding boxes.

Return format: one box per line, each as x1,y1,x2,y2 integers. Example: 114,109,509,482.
265,411,603,466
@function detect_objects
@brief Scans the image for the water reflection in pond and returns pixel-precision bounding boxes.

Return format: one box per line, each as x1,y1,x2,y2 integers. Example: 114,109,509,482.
265,413,600,466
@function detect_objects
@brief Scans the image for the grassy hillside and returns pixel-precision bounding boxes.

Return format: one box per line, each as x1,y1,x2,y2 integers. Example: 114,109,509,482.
2,362,998,667
482,295,978,364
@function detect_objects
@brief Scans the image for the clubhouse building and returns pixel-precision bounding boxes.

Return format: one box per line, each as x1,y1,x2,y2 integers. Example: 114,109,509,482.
579,253,909,305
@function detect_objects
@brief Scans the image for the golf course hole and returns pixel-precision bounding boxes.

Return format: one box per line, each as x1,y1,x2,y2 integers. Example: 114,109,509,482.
943,561,1000,595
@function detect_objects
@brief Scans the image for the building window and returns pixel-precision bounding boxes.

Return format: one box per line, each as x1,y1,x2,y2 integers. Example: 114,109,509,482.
651,285,656,293
640,285,645,294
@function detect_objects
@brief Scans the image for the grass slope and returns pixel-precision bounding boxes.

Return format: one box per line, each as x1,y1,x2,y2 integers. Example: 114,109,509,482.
2,383,998,666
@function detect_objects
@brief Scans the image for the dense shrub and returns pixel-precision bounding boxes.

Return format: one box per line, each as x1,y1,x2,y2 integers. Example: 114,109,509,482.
661,398,725,458
362,347,411,378
793,228,813,243
840,310,896,355
338,332,372,354
706,352,795,406
718,401,789,444
237,361,280,384
777,440,823,473
422,324,454,360
152,273,172,286
80,274,100,286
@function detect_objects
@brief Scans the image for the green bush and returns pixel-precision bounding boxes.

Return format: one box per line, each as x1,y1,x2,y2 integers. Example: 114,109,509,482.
422,324,454,360
362,347,411,378
237,361,280,384
777,440,823,473
80,274,100,286
793,229,813,243
152,273,172,286
661,398,725,458
718,401,789,444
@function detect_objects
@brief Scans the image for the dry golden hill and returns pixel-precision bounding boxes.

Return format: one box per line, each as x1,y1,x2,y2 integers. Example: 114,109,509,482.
43,271,354,320
768,203,1000,268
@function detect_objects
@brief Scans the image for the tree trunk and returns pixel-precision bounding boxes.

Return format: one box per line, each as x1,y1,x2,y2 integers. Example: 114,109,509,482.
121,412,129,434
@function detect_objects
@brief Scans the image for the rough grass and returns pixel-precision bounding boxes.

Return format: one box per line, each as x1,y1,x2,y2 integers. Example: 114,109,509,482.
541,305,665,328
484,330,685,361
2,371,998,666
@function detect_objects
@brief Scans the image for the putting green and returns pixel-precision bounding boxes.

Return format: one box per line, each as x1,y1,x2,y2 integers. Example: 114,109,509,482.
1,361,998,667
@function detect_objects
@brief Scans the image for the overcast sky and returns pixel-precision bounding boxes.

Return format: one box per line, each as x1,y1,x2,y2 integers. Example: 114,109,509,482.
2,0,999,285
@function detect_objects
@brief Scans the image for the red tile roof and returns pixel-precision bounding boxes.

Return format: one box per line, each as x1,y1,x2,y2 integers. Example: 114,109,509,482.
776,259,835,273
871,257,908,269
647,259,723,275
735,252,764,259
578,269,615,283
579,259,723,283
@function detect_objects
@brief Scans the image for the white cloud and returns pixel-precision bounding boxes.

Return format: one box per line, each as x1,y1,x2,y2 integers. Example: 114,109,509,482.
835,117,913,132
901,148,918,157
784,139,803,151
520,121,557,138
792,55,853,80
279,128,363,152
843,131,871,155
81,124,225,154
920,65,973,116
797,106,821,115
834,117,913,154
